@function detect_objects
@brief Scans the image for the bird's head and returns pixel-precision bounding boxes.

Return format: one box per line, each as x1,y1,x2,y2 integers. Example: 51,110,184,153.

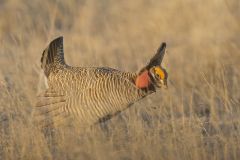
149,66,168,89
135,42,168,90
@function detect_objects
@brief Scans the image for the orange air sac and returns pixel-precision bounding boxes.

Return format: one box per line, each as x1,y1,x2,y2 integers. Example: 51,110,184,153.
135,70,150,89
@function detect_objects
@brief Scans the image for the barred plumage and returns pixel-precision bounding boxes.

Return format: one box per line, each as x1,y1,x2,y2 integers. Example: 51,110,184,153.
35,36,168,128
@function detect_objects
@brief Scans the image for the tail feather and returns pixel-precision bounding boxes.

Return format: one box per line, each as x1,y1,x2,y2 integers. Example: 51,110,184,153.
41,36,65,77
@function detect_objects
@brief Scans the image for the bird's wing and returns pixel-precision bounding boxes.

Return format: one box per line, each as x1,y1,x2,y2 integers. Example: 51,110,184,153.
34,74,147,128
34,90,70,128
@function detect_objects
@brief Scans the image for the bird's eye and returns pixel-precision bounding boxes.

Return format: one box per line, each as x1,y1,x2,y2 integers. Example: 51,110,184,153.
155,73,160,79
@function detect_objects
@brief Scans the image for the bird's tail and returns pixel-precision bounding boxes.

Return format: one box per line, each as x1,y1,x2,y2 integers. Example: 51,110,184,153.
41,36,66,77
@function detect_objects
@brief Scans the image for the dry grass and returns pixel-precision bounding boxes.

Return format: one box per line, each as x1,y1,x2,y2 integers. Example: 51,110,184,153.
0,0,240,159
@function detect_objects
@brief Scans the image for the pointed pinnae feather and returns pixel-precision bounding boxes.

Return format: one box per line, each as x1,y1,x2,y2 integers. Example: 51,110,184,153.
147,42,167,68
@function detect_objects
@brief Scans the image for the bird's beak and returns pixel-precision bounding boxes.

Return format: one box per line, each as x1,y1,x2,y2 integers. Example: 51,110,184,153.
162,79,168,89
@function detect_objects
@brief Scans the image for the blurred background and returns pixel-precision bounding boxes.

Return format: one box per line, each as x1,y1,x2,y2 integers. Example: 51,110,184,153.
0,0,240,159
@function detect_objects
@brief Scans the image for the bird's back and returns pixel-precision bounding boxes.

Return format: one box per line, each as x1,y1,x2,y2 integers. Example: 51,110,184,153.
48,66,138,93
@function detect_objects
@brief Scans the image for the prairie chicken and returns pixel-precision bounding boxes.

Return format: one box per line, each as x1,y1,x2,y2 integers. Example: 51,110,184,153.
35,36,168,128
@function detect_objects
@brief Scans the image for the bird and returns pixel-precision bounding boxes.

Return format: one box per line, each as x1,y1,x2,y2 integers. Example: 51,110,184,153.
34,36,168,128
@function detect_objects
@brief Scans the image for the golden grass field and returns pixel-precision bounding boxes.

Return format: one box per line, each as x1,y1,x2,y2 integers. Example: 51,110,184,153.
0,0,240,159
